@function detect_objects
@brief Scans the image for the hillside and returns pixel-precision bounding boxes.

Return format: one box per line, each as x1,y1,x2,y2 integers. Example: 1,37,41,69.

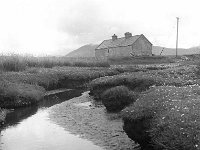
66,44,200,58
153,46,200,55
66,44,98,57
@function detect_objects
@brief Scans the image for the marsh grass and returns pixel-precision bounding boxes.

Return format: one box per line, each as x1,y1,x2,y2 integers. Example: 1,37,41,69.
108,56,175,65
89,64,197,99
122,86,200,150
89,71,184,100
0,80,45,108
0,55,110,72
0,66,119,108
101,86,138,112
1,67,118,89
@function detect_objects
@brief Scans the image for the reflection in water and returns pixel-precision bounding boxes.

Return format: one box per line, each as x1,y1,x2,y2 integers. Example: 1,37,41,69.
1,89,83,129
0,89,103,150
0,110,102,150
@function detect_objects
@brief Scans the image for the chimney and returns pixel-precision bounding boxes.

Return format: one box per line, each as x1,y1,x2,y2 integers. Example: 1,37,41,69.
112,34,117,40
125,32,132,39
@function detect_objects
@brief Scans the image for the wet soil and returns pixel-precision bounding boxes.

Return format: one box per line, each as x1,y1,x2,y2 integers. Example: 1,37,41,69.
49,91,138,150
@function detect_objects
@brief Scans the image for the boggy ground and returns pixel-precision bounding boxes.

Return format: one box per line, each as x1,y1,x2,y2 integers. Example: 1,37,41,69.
49,91,138,150
0,66,119,108
88,62,200,150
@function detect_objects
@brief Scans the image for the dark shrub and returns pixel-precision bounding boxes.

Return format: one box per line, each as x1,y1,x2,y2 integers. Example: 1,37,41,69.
101,86,138,112
122,86,200,150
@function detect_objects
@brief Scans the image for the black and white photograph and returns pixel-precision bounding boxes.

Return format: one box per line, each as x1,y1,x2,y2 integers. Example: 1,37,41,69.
0,0,200,150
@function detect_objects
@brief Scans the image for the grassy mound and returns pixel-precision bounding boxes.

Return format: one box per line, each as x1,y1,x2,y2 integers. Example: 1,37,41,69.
0,80,45,108
89,64,198,100
0,66,119,108
101,86,138,112
122,86,200,150
89,73,157,100
0,67,119,90
89,72,178,100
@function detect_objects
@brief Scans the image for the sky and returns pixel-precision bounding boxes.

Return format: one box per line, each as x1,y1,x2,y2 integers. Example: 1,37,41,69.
0,0,200,56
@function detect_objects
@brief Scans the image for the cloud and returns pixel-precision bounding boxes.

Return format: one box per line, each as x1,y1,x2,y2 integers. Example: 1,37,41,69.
0,0,200,55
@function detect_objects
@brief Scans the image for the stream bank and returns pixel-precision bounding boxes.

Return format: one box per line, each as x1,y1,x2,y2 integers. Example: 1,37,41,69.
49,91,137,150
0,89,105,150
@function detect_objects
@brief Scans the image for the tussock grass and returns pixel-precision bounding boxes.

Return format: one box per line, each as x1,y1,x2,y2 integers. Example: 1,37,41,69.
0,80,45,108
89,71,185,100
101,86,138,112
122,85,200,150
0,67,119,90
0,66,119,108
0,55,110,72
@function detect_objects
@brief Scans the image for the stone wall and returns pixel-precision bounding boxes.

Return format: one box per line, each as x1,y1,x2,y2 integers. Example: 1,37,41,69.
132,35,152,56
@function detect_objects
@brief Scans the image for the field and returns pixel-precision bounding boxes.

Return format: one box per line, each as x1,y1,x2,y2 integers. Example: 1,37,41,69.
88,56,200,149
1,54,200,149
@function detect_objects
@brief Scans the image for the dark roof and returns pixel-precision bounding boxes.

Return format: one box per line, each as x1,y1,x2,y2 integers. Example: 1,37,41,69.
96,34,141,50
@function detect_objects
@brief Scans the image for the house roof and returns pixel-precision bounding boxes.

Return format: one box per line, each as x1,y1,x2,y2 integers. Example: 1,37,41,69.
96,34,142,50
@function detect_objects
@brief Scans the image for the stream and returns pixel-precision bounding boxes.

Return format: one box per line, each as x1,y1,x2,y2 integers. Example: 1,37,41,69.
0,89,103,150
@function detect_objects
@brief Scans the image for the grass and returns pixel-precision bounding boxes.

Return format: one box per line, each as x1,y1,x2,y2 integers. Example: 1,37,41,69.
89,70,189,100
0,66,120,108
101,86,138,112
0,80,45,108
88,64,198,114
0,55,110,72
108,55,175,65
122,85,200,150
1,67,119,89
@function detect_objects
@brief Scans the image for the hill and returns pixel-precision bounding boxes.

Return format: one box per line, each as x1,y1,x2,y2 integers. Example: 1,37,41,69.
66,44,200,58
153,46,200,55
66,44,98,57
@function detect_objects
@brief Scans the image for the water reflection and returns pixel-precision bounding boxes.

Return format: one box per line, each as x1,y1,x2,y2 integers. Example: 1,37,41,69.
0,110,102,150
0,89,103,150
1,89,83,130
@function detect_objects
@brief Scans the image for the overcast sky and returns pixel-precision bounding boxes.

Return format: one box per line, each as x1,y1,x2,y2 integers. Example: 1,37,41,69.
0,0,199,56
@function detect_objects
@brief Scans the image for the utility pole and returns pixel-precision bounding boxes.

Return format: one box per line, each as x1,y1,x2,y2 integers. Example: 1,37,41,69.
176,17,179,57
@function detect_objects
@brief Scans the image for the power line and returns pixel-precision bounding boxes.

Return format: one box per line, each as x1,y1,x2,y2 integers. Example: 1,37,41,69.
176,17,179,57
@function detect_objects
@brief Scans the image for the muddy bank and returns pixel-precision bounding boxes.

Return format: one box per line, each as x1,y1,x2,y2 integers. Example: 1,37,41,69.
49,91,137,150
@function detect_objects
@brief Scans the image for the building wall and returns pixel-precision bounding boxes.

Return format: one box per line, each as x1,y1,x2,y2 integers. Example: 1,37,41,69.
132,35,152,56
95,48,107,60
108,46,132,58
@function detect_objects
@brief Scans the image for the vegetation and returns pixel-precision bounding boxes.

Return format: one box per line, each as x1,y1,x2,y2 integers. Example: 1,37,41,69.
0,55,110,72
122,86,200,150
89,66,193,98
1,52,200,149
101,86,138,112
0,66,119,108
0,80,45,108
108,55,175,65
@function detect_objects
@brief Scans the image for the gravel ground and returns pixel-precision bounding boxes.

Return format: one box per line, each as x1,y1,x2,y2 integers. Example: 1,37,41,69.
48,91,138,150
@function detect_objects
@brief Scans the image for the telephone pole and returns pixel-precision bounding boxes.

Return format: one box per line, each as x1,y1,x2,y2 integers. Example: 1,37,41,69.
176,17,179,57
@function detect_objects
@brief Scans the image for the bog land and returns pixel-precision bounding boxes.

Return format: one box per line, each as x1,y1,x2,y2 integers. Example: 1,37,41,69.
1,54,200,150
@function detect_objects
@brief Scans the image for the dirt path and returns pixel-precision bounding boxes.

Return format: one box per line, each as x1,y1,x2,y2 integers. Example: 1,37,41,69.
48,91,137,150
